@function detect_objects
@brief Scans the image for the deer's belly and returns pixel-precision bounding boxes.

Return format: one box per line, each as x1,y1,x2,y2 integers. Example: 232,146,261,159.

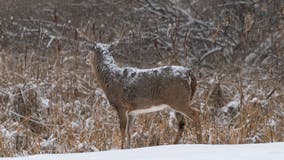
129,104,170,116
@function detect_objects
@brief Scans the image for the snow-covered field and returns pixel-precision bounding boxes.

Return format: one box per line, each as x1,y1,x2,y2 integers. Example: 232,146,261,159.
1,143,284,160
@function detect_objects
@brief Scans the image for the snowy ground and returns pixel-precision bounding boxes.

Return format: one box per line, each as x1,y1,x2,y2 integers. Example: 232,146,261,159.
1,143,284,160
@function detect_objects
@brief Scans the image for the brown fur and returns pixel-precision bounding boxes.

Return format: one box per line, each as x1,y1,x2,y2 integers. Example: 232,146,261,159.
86,45,201,148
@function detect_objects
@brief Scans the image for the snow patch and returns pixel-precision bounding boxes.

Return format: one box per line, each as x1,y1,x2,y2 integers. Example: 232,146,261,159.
0,125,16,139
40,134,56,148
250,97,259,103
268,119,276,127
2,143,284,160
222,100,240,113
40,97,50,108
85,118,95,130
169,111,177,131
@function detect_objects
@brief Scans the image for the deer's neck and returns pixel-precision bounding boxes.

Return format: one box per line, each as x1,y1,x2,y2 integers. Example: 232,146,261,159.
94,51,119,90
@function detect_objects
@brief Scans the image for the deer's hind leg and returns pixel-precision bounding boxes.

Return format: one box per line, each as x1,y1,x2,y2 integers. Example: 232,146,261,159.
174,112,186,144
191,108,202,143
175,106,202,144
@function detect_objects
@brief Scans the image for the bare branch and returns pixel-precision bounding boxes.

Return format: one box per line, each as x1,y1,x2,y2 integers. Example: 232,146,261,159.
200,47,223,63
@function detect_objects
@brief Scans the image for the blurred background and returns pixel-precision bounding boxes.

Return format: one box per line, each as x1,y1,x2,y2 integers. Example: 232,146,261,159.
0,0,283,156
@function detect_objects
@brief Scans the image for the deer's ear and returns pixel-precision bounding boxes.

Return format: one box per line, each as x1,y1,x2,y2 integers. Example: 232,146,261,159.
93,43,99,51
93,46,102,55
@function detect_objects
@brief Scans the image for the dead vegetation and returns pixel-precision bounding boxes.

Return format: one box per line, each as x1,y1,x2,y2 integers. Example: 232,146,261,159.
0,0,284,157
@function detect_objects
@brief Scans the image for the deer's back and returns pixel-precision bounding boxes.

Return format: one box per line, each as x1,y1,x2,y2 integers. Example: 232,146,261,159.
105,66,193,111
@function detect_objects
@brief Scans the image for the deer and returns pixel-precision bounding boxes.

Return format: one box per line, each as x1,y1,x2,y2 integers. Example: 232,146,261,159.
86,43,202,149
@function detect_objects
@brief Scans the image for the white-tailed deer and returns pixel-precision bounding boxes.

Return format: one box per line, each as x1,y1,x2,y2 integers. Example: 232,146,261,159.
86,43,201,148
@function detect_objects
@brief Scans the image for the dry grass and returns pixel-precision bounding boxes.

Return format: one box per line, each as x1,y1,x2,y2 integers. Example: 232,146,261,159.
0,37,283,157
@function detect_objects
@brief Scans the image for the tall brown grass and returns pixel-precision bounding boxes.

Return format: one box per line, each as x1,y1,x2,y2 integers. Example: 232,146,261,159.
0,28,283,157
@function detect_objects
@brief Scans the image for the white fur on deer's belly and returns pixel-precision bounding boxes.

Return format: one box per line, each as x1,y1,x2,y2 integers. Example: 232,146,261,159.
129,104,170,116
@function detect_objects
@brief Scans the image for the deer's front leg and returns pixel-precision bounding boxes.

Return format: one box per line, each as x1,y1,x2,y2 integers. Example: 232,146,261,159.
116,107,128,149
126,113,136,149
